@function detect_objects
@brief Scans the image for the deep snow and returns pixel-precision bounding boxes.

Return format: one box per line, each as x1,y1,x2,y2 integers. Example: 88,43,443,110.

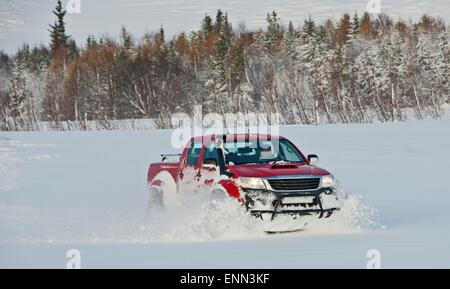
1,119,450,268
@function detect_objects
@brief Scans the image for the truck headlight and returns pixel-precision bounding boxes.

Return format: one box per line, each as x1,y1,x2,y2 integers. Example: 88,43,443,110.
239,177,267,189
321,175,335,187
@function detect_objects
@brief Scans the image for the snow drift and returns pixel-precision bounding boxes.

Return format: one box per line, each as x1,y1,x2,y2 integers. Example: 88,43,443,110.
1,119,449,268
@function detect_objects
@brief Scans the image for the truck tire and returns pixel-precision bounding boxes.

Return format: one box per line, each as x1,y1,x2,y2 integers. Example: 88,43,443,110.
210,189,228,201
146,187,165,218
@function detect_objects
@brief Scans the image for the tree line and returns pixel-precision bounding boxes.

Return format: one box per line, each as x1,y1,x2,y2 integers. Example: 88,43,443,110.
0,1,448,130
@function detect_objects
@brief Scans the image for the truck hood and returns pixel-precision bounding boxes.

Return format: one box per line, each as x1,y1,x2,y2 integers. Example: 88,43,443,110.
227,163,330,178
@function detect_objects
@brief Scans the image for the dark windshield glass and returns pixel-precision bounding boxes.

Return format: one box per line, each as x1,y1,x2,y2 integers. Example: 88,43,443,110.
223,139,305,165
203,142,219,163
186,141,203,166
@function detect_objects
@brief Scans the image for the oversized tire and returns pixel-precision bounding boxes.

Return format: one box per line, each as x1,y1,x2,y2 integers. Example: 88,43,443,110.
210,189,228,201
146,187,165,218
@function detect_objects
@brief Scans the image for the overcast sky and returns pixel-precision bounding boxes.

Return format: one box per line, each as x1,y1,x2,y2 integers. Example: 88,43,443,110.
0,0,449,54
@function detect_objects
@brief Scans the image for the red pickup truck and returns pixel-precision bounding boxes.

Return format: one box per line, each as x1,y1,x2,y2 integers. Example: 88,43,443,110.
147,134,341,224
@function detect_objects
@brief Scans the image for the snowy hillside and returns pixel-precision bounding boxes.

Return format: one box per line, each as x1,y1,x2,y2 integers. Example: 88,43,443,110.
1,119,449,268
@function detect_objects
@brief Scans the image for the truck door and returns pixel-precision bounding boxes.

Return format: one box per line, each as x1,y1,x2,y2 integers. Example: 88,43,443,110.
197,142,220,195
178,140,204,194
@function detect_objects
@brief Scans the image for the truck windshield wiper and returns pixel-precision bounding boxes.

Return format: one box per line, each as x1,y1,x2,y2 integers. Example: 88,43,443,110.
264,160,306,164
260,160,282,164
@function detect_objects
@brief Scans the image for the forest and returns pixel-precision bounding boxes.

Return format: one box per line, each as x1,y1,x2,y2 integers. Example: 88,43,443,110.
0,1,448,130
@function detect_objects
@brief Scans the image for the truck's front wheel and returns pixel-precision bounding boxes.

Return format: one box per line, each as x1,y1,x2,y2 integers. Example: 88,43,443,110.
146,187,165,218
210,189,228,201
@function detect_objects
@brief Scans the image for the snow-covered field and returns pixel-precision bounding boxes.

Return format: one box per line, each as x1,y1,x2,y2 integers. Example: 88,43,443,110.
1,120,450,268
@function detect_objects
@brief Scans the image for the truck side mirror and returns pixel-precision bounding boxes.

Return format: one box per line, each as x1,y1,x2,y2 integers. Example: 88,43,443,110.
202,158,218,169
308,154,319,165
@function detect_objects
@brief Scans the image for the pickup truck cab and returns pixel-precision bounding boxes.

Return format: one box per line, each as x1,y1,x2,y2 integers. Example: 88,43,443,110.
147,134,341,222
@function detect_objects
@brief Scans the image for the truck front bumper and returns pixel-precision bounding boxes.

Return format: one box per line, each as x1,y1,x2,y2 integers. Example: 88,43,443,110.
243,187,341,220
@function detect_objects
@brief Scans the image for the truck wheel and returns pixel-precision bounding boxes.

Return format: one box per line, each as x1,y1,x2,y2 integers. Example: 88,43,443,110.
146,188,165,218
210,189,228,201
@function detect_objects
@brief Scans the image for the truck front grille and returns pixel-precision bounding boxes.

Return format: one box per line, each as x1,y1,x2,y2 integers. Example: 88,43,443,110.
267,178,320,191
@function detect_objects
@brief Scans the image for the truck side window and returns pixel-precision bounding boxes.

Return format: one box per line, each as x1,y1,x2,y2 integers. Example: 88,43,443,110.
203,142,219,163
186,141,203,166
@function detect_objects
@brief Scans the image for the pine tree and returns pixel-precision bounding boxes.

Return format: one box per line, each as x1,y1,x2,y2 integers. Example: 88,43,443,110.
355,47,384,121
213,33,230,85
222,13,233,40
167,40,177,66
49,0,69,54
211,10,234,88
201,14,213,37
352,12,360,35
298,32,334,123
416,31,449,116
266,11,283,45
214,10,224,33
302,16,316,39
231,42,245,83
86,35,98,48
373,31,406,121
435,32,449,93
12,52,27,110
159,26,165,43
285,21,297,58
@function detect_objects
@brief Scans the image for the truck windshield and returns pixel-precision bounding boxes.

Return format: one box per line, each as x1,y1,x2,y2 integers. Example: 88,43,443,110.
223,139,306,165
